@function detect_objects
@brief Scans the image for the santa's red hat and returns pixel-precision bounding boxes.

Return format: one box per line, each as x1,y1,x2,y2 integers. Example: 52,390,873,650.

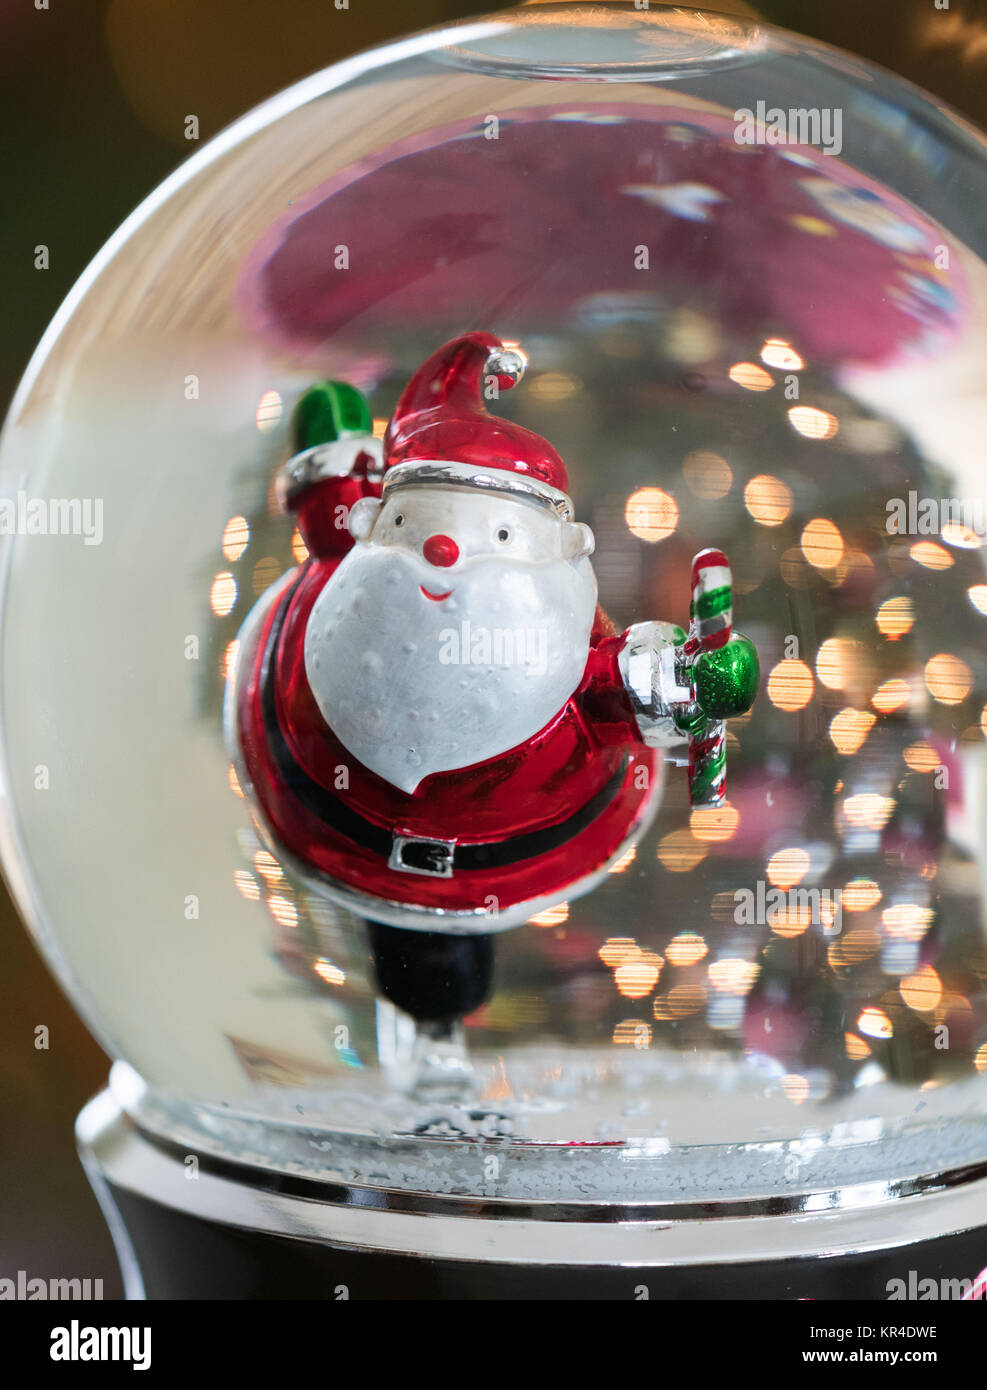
382,332,573,518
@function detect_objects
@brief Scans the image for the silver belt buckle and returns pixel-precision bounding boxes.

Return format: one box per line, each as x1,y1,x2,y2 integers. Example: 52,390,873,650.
389,834,456,878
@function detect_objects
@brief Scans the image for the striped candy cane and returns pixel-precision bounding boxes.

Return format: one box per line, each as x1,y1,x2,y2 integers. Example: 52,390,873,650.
686,548,733,807
688,547,733,653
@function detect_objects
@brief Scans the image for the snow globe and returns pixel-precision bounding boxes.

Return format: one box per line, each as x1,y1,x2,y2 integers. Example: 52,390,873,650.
2,2,987,1297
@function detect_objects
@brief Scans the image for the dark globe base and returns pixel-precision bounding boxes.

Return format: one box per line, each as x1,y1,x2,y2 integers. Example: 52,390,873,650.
79,1091,987,1302
101,1183,987,1300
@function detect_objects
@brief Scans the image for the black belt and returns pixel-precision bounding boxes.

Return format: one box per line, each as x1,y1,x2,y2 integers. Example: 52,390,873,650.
261,583,629,879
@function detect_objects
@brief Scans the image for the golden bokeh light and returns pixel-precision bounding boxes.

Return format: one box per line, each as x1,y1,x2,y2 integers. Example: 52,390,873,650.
599,937,639,967
233,869,260,902
941,521,980,549
904,741,940,773
909,540,953,570
529,903,569,928
766,658,814,711
924,652,973,705
529,371,580,403
222,515,250,562
662,308,719,364
313,958,346,986
975,1044,987,1074
882,902,935,939
857,1006,893,1040
788,405,839,440
682,450,733,499
744,473,793,526
760,338,804,371
615,949,663,998
707,957,760,993
830,928,880,968
829,707,875,755
845,1032,872,1061
268,894,298,929
613,1019,653,1048
900,965,942,1013
801,518,844,570
665,933,708,967
729,361,774,391
770,904,813,938
872,678,912,714
843,878,882,912
815,637,860,690
255,389,283,434
766,846,810,889
875,595,914,639
842,793,895,831
227,763,243,798
209,571,237,617
254,850,284,883
653,983,707,1019
781,1074,810,1104
291,528,309,564
625,487,679,542
657,829,708,872
711,891,742,923
788,214,835,237
689,802,740,843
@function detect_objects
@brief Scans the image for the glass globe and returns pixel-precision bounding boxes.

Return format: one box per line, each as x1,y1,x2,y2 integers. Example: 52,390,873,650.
3,2,987,1215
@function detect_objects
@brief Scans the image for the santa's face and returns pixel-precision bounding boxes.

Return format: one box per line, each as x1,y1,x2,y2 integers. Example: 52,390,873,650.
303,485,597,793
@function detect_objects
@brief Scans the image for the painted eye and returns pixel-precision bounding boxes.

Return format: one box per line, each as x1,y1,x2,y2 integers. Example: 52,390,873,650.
394,514,405,527
496,527,511,543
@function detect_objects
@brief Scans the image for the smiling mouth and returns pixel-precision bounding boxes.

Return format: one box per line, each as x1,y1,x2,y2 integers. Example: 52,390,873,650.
420,584,453,602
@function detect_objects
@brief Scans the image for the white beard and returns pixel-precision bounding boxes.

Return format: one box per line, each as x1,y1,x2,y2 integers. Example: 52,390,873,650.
304,544,597,793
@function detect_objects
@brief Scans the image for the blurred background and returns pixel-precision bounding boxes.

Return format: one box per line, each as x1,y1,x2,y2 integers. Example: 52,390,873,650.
2,0,986,1297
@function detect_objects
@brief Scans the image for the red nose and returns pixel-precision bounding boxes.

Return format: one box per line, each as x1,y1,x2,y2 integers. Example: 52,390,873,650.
423,534,459,567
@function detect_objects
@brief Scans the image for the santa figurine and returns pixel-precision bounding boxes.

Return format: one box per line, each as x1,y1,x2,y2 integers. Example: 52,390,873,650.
228,332,757,1021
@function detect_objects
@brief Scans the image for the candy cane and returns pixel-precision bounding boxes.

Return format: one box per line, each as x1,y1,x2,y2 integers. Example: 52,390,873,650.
689,547,733,652
686,548,732,807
